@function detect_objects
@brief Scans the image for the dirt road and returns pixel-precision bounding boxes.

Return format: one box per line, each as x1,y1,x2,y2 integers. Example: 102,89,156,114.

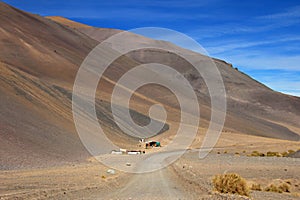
101,168,185,199
91,150,190,199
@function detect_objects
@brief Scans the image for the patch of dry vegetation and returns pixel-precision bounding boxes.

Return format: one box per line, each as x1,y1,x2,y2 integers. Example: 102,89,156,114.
250,180,292,194
212,173,250,196
264,182,291,193
250,183,262,191
247,149,297,157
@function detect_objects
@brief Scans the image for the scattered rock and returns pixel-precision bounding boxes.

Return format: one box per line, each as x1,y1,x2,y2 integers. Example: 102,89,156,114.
107,169,115,174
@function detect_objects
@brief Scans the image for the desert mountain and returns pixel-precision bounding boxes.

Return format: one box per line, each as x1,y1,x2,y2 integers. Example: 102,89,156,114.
49,16,300,140
0,2,299,169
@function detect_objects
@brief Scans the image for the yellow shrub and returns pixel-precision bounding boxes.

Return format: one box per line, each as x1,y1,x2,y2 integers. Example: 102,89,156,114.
212,173,250,196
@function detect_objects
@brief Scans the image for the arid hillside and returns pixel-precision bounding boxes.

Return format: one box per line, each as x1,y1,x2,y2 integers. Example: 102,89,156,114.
0,2,299,170
50,15,300,140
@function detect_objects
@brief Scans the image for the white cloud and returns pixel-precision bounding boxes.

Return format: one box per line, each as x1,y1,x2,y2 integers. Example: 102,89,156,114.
206,37,300,54
204,36,300,55
257,6,300,20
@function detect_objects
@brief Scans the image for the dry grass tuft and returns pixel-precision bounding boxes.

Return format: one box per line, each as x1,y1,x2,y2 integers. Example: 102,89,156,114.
288,150,295,154
265,184,280,193
212,173,250,196
266,151,282,157
281,150,296,157
278,182,291,193
251,184,262,191
248,149,297,157
264,183,291,193
249,151,265,157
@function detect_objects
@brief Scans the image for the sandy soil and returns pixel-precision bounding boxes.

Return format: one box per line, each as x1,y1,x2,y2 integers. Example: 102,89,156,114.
1,132,299,200
172,152,300,200
0,161,129,200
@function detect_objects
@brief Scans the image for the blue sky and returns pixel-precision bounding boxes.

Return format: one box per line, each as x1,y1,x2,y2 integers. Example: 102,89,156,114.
3,0,300,96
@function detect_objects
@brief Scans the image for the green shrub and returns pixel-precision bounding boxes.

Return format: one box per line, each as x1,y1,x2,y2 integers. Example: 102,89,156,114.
212,173,250,196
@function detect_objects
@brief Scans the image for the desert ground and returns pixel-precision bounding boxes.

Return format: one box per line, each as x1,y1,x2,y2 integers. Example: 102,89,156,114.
1,132,299,200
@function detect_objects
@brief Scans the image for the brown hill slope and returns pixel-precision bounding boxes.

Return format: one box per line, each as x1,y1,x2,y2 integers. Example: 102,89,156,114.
0,3,299,169
45,16,92,29
49,16,300,140
0,4,98,83
0,3,163,169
